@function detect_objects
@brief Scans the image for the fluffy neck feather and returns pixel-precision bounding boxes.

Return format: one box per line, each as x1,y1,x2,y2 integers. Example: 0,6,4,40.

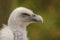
8,23,28,40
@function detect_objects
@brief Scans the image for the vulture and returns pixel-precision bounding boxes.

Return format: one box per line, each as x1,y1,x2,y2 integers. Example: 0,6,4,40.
0,7,43,40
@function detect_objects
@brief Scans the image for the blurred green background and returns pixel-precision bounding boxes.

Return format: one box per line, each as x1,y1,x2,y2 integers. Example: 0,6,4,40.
0,0,60,40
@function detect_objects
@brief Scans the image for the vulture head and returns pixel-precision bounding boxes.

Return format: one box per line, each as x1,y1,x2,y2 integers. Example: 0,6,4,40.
8,7,43,27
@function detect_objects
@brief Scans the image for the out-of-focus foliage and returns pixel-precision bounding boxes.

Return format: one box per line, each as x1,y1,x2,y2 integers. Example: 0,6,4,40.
0,0,60,40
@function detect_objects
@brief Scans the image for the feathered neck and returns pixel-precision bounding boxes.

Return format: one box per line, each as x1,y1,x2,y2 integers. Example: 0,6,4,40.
8,23,28,40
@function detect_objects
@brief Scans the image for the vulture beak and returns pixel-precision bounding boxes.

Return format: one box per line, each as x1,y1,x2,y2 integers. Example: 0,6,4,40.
32,14,43,23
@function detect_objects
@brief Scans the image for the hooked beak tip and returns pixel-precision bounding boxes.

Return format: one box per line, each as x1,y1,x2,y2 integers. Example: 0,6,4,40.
39,16,43,23
38,15,43,23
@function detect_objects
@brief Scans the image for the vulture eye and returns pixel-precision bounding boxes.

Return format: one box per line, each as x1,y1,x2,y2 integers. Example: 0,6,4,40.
22,13,30,16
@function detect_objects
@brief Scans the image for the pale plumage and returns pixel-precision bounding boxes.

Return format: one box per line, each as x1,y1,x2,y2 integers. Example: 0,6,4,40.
0,7,43,40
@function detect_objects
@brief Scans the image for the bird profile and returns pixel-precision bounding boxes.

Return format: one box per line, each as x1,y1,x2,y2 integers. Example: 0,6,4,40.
0,7,43,40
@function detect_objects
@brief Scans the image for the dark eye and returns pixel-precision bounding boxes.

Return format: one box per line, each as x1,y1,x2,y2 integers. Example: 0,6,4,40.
22,13,30,16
